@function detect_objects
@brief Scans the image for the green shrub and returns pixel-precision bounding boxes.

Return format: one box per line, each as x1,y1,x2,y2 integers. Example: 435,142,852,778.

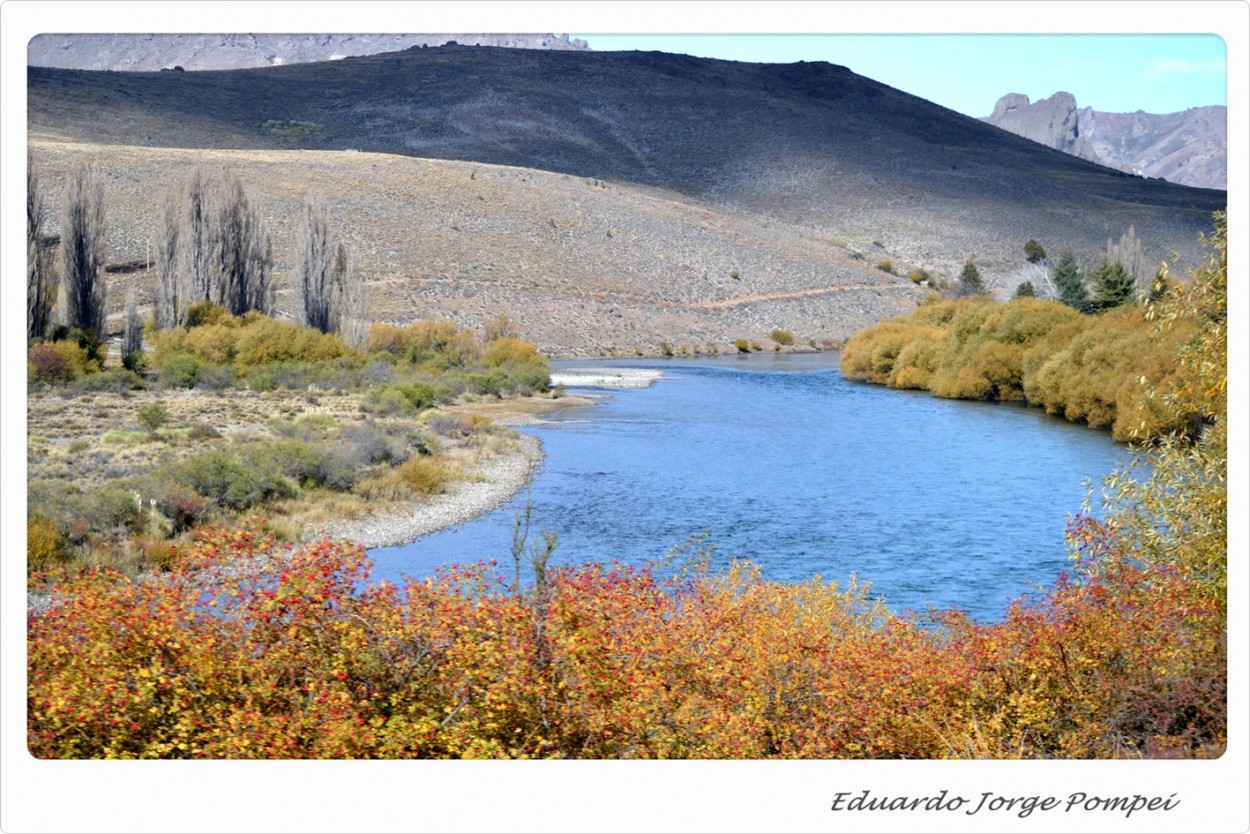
159,353,202,389
265,439,359,491
69,368,145,394
89,488,142,534
366,382,436,414
341,422,411,465
137,402,171,432
122,350,146,374
177,448,298,511
103,430,149,445
507,362,551,394
364,388,413,416
466,370,508,398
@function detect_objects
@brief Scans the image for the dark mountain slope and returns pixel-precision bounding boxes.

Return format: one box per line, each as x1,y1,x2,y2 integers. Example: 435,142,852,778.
27,46,1224,354
29,44,1222,279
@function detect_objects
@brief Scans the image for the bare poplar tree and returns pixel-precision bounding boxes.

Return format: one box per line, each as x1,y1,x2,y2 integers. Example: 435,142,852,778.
122,287,143,364
294,196,361,335
182,168,213,303
27,158,57,341
1107,225,1147,295
212,174,273,316
153,194,186,329
60,165,107,337
337,242,370,349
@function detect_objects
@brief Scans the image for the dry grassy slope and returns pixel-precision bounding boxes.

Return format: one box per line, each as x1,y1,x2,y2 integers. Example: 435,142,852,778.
28,46,1225,354
29,139,918,355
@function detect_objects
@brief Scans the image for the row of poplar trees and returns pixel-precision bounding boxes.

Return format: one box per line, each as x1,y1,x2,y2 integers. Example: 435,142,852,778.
26,160,365,353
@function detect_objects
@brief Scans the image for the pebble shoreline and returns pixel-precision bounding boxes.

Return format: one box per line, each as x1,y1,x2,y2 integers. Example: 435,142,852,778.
305,433,545,550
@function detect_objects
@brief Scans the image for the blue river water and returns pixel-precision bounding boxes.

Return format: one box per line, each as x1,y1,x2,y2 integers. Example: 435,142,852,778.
368,354,1134,621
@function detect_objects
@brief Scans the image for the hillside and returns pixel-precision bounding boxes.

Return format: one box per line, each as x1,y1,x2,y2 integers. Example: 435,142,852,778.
985,92,1227,190
27,45,1225,356
26,33,588,71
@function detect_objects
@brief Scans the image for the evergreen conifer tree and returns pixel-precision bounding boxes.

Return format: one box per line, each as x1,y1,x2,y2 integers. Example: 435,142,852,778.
1089,259,1137,312
956,259,986,296
1051,250,1091,313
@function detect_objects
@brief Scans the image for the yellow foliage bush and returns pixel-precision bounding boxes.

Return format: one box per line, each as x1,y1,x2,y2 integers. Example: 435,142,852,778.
395,456,450,497
151,306,360,372
483,336,543,368
841,295,1197,440
27,514,68,570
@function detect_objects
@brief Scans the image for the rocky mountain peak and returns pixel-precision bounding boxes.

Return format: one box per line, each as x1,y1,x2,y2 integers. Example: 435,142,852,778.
985,91,1226,190
987,91,1094,161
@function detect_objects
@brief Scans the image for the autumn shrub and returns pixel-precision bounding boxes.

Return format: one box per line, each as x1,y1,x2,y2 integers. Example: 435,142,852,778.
483,336,542,368
26,529,1225,760
27,514,68,569
394,456,450,497
366,319,479,367
156,483,209,534
233,314,359,368
151,306,361,384
27,340,100,383
841,294,1194,440
769,328,795,346
27,343,71,383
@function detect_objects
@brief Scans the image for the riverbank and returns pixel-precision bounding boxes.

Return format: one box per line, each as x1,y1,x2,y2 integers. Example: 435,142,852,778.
306,433,545,549
301,391,600,550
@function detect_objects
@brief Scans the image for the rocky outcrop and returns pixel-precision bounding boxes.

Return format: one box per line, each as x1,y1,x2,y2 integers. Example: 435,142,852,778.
986,92,1226,190
986,92,1099,163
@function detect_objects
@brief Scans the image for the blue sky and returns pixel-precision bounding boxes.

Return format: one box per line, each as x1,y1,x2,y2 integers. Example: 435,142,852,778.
569,33,1227,118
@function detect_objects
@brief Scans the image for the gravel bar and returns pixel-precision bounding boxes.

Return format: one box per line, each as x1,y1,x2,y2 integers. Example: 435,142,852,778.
305,433,544,550
549,368,663,389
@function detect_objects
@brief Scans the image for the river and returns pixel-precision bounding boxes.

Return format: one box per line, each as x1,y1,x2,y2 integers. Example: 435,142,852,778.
369,354,1134,621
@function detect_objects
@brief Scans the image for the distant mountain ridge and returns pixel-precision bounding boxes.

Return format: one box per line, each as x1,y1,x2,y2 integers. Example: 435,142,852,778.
984,92,1226,190
26,33,589,72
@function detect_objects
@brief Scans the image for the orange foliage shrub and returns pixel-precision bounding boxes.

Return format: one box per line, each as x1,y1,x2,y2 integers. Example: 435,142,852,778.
27,532,1223,759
